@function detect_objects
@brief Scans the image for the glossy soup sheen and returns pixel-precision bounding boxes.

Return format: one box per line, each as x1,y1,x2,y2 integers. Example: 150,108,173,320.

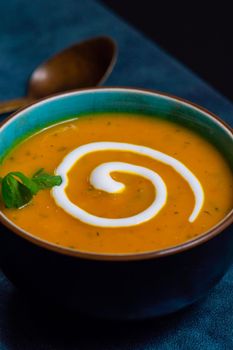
0,113,232,254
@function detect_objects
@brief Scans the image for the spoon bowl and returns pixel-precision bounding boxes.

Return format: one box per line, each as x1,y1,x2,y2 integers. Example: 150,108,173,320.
0,36,117,113
29,36,117,99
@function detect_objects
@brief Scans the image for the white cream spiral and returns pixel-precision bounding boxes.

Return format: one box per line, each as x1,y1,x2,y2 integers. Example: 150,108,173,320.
52,142,204,227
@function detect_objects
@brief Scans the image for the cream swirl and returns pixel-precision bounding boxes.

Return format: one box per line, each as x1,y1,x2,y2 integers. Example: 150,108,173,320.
52,142,204,227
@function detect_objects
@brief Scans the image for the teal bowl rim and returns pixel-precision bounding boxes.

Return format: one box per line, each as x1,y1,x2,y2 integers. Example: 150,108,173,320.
0,87,232,261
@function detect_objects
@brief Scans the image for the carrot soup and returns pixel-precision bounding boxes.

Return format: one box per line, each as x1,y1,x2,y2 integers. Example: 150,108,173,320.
0,113,232,254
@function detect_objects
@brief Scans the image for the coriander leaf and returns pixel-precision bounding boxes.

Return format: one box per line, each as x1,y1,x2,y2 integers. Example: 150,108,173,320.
32,168,44,178
10,171,39,195
0,169,62,209
1,174,33,208
32,169,62,190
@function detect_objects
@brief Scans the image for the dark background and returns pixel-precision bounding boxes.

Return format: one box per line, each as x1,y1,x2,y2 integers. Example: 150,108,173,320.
102,1,233,101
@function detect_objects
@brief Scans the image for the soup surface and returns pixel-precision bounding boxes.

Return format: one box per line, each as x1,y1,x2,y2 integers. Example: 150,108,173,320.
0,113,232,254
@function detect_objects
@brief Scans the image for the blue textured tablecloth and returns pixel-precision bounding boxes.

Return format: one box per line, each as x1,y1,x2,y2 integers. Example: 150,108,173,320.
0,1,232,349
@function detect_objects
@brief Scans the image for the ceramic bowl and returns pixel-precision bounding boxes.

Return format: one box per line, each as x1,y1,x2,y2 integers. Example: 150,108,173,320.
0,88,232,319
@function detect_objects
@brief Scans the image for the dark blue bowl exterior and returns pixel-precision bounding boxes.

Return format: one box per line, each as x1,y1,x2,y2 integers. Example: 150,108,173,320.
0,222,232,319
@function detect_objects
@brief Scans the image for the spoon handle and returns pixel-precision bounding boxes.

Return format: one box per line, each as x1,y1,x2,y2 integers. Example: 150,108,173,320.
0,97,33,114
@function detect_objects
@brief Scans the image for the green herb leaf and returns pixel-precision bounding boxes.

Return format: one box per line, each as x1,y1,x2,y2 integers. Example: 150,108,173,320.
10,171,39,195
32,168,62,190
32,168,44,177
1,173,33,208
0,169,62,209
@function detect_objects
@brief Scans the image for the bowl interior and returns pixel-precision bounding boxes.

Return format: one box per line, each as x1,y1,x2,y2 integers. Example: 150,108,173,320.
0,88,232,260
1,88,232,168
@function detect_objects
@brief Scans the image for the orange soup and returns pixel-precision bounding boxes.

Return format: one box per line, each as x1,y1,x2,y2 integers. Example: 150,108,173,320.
0,113,232,254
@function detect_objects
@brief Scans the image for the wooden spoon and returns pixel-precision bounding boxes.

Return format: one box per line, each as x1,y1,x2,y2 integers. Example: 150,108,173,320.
0,36,117,114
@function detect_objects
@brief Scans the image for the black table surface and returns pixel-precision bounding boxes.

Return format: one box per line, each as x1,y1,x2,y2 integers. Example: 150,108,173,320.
102,1,233,102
